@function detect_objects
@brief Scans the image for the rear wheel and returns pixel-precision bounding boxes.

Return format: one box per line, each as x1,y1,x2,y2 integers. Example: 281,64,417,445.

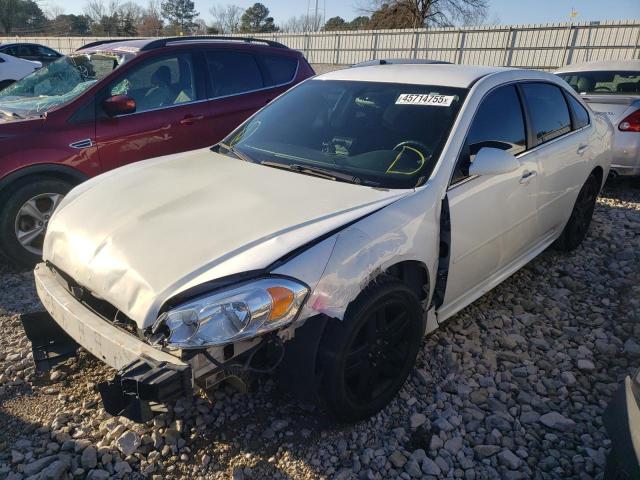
317,278,424,421
0,177,73,268
555,172,599,251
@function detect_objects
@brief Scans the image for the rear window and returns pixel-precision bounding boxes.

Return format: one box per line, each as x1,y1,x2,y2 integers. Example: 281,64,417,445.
521,83,571,145
558,71,640,95
261,55,297,86
206,51,264,98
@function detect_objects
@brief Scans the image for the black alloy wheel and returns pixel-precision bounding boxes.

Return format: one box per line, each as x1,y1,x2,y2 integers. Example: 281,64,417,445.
318,277,424,421
556,172,600,251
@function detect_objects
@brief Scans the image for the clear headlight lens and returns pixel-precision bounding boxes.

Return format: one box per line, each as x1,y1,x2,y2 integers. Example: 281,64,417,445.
154,278,308,348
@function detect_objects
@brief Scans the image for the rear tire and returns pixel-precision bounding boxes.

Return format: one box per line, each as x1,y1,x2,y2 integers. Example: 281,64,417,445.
555,172,599,251
0,177,73,268
317,277,424,421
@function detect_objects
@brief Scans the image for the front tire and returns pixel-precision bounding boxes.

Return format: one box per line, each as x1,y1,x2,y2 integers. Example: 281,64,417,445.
0,177,73,268
555,172,599,251
317,277,424,421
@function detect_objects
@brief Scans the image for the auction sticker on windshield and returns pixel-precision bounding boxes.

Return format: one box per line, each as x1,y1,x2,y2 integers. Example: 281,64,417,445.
396,93,455,106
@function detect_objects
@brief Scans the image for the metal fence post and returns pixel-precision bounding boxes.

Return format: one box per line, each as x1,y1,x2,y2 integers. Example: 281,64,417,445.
456,30,466,64
412,31,420,58
562,24,578,66
372,32,379,59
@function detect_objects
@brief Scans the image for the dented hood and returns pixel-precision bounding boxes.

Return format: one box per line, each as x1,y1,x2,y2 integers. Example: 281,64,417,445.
44,149,410,328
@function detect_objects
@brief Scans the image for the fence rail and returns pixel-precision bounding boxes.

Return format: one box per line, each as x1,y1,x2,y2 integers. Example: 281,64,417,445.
2,19,639,70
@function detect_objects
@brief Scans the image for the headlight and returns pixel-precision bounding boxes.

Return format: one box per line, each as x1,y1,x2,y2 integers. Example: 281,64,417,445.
154,278,308,348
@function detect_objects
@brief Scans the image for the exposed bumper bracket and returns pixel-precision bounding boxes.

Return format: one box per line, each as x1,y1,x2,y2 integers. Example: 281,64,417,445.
20,311,79,373
98,356,192,423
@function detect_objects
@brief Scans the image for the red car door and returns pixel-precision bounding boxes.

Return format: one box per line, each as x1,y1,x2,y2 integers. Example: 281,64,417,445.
95,51,211,170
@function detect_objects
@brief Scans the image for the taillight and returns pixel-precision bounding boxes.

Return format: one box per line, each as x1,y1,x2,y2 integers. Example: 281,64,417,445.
619,110,640,132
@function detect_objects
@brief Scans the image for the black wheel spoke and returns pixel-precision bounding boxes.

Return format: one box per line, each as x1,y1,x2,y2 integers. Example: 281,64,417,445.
345,344,370,376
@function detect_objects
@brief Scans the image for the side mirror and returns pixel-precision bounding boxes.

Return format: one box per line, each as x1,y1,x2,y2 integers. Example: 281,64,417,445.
103,95,136,117
469,147,520,176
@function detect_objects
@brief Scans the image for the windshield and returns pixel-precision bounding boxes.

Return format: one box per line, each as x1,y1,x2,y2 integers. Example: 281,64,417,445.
220,80,467,189
558,70,640,95
0,51,131,118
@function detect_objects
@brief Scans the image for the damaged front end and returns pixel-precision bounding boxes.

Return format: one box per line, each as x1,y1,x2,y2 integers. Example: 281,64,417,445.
26,263,310,422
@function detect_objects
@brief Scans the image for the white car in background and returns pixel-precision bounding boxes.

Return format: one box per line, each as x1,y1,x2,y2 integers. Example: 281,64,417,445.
557,60,640,177
24,64,613,423
0,52,41,90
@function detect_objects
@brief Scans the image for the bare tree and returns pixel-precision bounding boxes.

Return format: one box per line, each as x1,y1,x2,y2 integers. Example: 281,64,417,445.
45,2,65,20
209,3,242,33
280,13,322,32
361,0,488,28
139,0,163,36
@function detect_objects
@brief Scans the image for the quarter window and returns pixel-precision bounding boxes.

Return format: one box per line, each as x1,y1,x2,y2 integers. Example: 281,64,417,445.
205,51,263,98
521,83,571,145
565,93,589,130
260,55,297,85
451,84,526,184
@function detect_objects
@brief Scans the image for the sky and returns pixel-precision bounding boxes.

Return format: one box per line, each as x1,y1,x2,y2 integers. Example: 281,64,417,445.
46,0,640,26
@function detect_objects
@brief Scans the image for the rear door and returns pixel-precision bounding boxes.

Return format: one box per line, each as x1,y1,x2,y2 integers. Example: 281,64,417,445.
519,82,591,237
95,51,211,170
201,48,300,144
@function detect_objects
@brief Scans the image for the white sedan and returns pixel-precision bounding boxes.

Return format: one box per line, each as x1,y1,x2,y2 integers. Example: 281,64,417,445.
557,59,640,176
27,64,612,422
0,52,40,90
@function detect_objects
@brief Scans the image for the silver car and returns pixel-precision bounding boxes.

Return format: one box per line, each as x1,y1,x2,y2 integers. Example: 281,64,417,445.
557,60,640,177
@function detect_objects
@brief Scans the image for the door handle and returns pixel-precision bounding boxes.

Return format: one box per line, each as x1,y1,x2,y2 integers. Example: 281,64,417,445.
577,144,589,155
179,114,204,125
519,170,537,184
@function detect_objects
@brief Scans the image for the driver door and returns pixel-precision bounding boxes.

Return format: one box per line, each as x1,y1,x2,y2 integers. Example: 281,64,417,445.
442,84,540,313
95,51,211,170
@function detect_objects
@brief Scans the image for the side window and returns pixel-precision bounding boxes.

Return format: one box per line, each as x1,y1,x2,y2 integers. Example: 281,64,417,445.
205,50,263,98
451,85,526,184
260,54,297,86
107,53,196,113
36,45,59,57
565,93,590,130
520,83,571,145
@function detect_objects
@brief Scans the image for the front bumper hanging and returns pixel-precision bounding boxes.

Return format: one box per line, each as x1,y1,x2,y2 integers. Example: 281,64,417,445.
98,357,192,423
20,311,79,372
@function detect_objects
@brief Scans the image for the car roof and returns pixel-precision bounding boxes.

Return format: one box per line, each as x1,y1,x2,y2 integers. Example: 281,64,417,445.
556,59,640,73
315,64,513,88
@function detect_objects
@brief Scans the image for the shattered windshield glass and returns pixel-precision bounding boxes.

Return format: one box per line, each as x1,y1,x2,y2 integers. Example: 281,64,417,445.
0,51,130,118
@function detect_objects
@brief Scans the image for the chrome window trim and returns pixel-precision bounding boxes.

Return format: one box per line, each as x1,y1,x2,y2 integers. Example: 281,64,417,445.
115,97,211,118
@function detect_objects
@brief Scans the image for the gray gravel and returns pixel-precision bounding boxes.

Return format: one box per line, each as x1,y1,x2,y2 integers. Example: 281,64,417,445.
0,178,639,480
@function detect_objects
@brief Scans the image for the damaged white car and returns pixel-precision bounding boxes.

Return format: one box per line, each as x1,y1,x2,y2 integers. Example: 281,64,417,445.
23,64,612,422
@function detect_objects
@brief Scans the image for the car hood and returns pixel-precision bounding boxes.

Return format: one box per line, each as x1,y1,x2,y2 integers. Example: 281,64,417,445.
44,149,411,328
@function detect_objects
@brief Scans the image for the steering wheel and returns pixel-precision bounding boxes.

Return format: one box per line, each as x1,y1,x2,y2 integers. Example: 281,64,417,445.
593,86,612,92
393,140,432,158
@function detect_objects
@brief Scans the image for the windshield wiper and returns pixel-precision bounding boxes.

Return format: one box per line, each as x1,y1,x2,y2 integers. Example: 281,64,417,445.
0,109,22,119
217,142,254,163
260,160,371,185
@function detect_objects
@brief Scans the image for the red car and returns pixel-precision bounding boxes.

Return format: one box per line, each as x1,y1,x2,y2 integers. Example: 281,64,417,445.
0,36,314,266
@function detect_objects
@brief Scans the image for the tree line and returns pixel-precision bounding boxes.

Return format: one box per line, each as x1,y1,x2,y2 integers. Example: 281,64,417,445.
0,0,491,37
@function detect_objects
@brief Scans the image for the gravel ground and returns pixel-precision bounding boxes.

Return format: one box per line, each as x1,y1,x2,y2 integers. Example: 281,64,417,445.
0,178,638,480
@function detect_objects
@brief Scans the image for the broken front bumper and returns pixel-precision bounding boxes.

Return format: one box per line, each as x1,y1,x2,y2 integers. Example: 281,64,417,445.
31,263,192,421
34,263,182,370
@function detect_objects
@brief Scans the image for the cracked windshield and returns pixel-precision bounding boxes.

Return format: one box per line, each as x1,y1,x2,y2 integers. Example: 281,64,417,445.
0,52,131,119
